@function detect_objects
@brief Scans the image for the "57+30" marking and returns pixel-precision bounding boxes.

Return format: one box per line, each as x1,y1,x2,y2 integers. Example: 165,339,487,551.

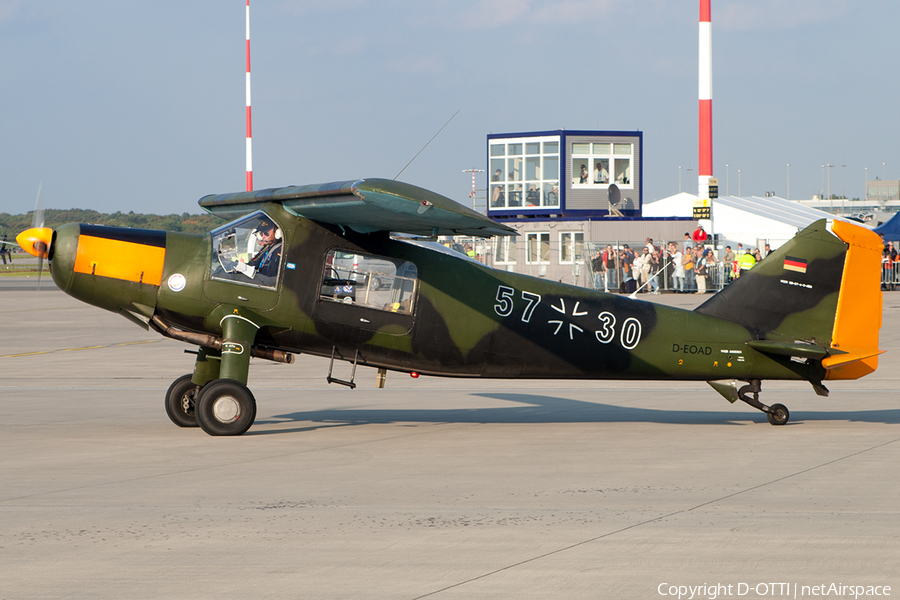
493,285,642,350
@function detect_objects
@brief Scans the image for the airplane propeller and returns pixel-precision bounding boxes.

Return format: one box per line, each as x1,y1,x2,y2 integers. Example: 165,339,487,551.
15,184,52,287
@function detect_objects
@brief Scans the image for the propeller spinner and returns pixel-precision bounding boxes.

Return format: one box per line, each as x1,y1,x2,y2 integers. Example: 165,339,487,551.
16,227,53,259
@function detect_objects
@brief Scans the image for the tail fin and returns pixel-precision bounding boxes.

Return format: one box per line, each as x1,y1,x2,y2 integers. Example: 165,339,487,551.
823,220,885,379
696,219,883,379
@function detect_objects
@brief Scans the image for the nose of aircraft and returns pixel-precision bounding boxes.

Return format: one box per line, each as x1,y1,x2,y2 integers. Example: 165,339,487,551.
14,223,169,318
16,227,53,259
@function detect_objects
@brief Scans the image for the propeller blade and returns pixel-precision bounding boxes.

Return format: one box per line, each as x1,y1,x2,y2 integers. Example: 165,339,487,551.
32,182,44,229
31,183,45,289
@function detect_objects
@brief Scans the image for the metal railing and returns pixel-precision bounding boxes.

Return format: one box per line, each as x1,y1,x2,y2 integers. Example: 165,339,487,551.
883,261,900,290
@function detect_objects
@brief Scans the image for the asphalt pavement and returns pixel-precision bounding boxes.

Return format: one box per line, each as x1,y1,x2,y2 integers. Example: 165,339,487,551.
2,281,898,599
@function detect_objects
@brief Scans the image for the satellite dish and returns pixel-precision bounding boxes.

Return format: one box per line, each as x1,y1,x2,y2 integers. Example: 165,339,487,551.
606,184,624,218
608,184,621,206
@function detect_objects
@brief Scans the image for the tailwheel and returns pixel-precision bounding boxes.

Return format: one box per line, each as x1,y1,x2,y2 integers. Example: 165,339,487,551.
737,380,790,426
165,374,200,428
195,379,257,436
766,403,790,426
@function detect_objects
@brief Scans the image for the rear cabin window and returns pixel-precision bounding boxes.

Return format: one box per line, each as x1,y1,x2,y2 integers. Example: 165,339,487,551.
209,212,283,288
320,250,418,315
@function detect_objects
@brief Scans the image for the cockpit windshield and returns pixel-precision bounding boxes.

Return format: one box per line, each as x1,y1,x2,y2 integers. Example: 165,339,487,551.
209,212,283,288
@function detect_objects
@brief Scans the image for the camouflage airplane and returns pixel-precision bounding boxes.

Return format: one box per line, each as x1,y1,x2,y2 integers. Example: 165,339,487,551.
16,178,884,435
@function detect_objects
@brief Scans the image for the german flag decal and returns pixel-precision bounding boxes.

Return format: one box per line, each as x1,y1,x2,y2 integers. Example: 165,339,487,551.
783,256,808,274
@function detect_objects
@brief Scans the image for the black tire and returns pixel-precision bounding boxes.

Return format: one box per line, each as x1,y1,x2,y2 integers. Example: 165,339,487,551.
165,374,200,428
766,403,790,426
195,379,257,436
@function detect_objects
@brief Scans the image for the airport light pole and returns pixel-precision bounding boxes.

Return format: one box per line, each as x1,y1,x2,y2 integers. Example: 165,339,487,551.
821,165,825,201
841,163,846,214
679,166,682,193
786,163,790,200
686,168,692,194
827,164,834,213
737,169,741,196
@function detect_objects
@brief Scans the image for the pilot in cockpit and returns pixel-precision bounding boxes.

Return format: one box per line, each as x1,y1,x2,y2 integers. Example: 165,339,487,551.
234,218,282,282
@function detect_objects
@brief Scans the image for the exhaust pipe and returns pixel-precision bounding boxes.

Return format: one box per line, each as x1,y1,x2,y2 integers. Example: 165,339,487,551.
150,315,294,364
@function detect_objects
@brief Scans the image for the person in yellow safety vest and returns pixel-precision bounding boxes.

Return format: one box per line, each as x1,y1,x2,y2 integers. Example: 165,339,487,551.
738,249,757,275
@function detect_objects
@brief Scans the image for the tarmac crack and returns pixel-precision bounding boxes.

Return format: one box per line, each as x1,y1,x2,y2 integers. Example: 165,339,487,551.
409,435,900,599
0,339,161,358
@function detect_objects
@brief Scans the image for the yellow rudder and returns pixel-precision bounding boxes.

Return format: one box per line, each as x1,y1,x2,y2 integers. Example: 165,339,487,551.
823,220,885,380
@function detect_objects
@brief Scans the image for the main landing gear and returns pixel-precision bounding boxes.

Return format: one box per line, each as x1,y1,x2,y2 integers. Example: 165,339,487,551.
738,379,790,426
164,374,257,436
165,374,200,428
194,379,257,436
162,312,264,436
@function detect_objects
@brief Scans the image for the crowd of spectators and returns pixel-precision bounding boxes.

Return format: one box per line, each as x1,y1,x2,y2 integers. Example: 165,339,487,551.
589,226,768,295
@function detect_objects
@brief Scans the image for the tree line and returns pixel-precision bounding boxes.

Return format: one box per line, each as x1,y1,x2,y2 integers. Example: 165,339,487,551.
0,209,226,238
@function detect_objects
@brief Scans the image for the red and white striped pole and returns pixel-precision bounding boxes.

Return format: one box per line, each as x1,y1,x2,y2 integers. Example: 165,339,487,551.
245,0,253,191
698,0,713,200
462,168,484,199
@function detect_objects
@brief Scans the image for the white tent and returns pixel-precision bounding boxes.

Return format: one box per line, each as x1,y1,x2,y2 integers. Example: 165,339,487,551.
643,193,841,249
642,192,697,218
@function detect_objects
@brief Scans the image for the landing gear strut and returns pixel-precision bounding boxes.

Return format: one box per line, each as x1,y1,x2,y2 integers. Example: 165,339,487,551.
738,380,790,426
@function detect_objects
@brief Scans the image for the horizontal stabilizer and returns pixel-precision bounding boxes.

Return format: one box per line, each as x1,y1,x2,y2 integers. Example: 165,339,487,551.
745,340,828,360
199,178,516,238
821,348,885,370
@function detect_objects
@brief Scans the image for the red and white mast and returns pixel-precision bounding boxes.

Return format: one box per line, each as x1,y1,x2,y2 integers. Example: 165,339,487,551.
245,0,253,191
462,168,484,206
698,0,713,200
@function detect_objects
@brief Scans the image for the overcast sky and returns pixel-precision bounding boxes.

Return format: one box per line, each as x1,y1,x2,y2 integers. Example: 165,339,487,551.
1,0,897,216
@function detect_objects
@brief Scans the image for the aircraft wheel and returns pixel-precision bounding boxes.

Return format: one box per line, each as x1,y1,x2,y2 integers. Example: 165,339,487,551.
165,374,200,428
195,379,256,436
766,403,790,426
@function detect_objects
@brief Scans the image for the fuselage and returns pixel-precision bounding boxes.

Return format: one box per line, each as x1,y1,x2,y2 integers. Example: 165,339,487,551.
44,203,813,385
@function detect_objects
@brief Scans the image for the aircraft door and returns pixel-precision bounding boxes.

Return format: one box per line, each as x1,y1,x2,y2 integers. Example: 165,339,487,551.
314,249,418,334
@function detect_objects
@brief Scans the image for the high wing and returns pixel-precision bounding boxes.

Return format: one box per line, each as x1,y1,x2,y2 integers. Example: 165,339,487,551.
198,178,517,238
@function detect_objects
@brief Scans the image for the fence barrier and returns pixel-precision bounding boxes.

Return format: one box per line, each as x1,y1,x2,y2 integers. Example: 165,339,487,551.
582,240,759,295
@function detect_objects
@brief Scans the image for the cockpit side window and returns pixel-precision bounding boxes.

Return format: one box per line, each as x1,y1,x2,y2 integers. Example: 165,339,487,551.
320,250,417,314
209,212,283,288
